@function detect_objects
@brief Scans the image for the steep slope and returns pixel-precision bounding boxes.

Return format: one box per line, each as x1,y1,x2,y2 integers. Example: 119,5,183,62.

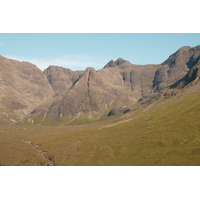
152,45,200,91
0,56,54,123
26,46,200,124
103,58,159,96
43,65,84,96
27,58,159,124
1,45,200,124
28,66,138,124
171,56,200,89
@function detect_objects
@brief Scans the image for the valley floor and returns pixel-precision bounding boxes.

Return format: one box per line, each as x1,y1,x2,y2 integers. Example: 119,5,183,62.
1,92,200,166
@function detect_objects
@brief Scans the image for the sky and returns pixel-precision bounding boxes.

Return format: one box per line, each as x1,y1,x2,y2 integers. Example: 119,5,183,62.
1,33,200,71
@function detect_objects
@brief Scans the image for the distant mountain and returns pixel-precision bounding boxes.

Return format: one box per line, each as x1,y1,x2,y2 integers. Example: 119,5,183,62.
0,45,200,125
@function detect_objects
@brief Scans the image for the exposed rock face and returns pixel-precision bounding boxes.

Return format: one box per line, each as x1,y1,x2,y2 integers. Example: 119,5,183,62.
108,106,131,116
29,45,200,123
103,58,128,68
31,67,138,121
153,45,200,91
1,45,200,124
0,56,54,122
43,65,84,96
171,56,200,88
32,59,160,122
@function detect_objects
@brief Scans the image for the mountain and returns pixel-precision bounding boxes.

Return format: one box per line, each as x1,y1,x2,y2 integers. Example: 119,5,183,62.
29,66,138,123
0,56,54,124
171,54,200,89
153,45,200,91
28,60,160,124
0,45,200,125
43,65,84,97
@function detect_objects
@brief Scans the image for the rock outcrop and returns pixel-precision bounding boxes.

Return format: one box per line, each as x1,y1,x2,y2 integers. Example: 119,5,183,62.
153,45,200,91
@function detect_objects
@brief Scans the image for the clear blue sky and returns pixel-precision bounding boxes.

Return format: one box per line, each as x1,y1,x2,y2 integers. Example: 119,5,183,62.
0,33,200,71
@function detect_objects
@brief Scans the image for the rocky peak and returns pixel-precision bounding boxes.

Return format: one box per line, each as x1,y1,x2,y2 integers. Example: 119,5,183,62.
177,46,191,52
161,45,200,67
194,45,200,51
104,58,127,68
85,67,96,73
162,46,190,66
115,58,127,65
103,60,116,68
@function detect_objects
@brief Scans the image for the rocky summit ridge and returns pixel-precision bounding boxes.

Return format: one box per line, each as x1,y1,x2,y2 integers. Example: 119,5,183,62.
0,45,200,125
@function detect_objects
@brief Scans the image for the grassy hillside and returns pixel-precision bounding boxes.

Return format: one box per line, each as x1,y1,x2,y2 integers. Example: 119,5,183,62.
0,92,200,166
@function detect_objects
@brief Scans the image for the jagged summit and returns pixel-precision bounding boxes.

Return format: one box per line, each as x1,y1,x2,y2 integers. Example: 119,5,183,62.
104,58,127,68
104,60,115,68
115,58,127,65
162,45,200,66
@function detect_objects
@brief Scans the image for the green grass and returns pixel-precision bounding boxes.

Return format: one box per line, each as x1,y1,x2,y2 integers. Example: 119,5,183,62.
0,128,47,166
0,92,200,166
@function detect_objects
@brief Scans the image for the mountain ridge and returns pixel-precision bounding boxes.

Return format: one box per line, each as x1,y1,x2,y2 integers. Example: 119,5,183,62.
0,45,200,125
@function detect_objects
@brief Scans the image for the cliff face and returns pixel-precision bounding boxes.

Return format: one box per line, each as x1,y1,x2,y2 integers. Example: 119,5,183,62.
31,66,138,122
43,65,84,96
153,45,200,91
32,59,159,122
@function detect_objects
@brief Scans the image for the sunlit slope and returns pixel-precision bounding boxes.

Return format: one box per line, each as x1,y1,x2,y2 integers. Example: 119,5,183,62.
0,91,200,166
0,130,47,166
22,92,200,166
